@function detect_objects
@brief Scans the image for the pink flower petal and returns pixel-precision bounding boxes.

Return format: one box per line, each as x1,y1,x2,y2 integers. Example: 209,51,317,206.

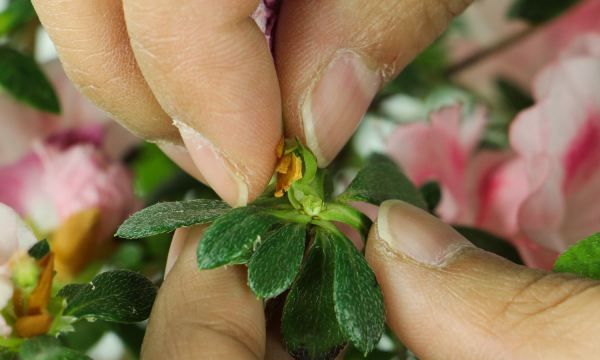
0,203,37,265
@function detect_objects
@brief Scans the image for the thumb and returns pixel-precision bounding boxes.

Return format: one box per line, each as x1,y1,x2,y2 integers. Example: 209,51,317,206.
275,0,473,166
142,226,265,359
366,200,600,360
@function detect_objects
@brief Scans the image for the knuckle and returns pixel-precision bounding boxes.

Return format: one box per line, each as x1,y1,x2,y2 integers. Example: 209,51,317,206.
494,273,600,344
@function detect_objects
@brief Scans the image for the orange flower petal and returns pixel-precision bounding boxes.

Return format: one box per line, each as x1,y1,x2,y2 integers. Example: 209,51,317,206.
275,154,303,198
276,153,292,174
276,137,285,158
14,313,53,338
52,208,101,278
27,253,54,314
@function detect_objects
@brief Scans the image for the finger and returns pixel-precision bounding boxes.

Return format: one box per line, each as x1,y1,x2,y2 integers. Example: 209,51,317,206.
31,0,180,143
143,226,266,359
122,0,282,206
366,200,600,359
275,0,472,166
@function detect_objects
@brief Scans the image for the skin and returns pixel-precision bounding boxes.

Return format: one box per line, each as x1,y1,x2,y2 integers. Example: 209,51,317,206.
144,207,600,360
29,1,600,358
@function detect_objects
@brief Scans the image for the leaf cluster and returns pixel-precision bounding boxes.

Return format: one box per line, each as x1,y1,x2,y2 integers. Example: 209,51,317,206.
119,150,426,359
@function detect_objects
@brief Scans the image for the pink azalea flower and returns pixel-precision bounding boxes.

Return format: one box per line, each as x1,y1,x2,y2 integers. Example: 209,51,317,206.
0,203,38,337
0,61,138,166
509,34,600,263
252,0,280,51
387,35,600,269
0,61,139,270
454,0,600,95
0,143,136,242
386,105,487,224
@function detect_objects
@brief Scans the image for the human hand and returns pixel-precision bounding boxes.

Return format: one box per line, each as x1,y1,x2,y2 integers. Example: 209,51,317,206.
142,200,600,359
31,0,472,206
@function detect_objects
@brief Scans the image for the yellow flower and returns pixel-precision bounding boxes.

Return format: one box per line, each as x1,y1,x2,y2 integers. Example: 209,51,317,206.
274,139,303,198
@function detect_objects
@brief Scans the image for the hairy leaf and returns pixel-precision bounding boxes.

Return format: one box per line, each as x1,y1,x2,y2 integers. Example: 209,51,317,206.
19,336,90,360
248,223,306,299
337,155,427,209
282,230,346,360
197,207,278,269
554,233,600,279
59,270,157,323
0,46,60,113
331,231,385,354
116,199,230,239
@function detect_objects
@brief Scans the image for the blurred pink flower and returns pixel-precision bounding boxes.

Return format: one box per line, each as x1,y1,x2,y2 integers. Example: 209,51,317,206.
0,203,38,337
454,0,600,95
0,61,138,251
509,34,600,266
386,105,487,224
0,142,136,242
0,61,137,166
387,35,600,269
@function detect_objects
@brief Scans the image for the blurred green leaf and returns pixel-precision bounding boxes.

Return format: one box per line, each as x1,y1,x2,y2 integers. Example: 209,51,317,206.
59,270,157,323
28,239,50,260
19,336,90,360
554,233,600,279
376,38,448,100
0,46,60,113
0,0,35,36
496,78,533,114
455,226,522,264
508,0,581,24
419,181,441,213
111,243,145,270
130,143,179,198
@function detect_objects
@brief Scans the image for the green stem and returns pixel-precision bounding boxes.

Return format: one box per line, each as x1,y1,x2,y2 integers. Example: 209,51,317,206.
318,203,372,239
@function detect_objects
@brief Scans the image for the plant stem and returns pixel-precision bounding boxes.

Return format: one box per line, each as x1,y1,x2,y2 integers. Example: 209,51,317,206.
446,26,537,76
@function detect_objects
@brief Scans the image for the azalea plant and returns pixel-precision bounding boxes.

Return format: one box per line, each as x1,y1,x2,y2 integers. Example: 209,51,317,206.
1,0,600,359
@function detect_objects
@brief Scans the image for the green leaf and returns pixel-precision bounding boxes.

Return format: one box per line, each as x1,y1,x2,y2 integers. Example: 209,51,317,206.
58,270,157,323
496,78,534,115
455,226,522,264
331,231,385,354
337,155,427,210
28,239,50,260
0,46,60,113
419,181,441,213
197,207,278,269
554,233,600,279
19,336,91,360
0,0,35,36
248,223,307,299
0,350,15,360
116,199,231,239
508,0,580,24
282,230,346,360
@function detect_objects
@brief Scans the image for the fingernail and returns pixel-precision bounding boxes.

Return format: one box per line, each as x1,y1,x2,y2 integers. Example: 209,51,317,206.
176,122,249,207
165,228,189,278
377,200,472,267
302,51,381,166
158,142,207,184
